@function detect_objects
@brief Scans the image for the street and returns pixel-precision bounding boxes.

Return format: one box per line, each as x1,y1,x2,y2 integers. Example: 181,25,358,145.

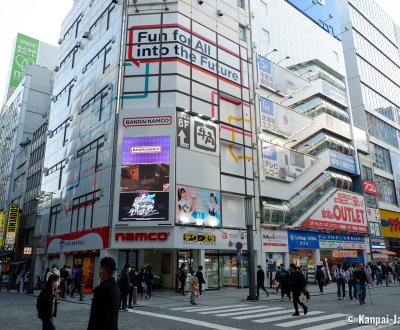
1,284,399,330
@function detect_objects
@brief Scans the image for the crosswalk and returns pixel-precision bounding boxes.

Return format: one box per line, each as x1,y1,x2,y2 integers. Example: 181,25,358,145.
168,304,389,329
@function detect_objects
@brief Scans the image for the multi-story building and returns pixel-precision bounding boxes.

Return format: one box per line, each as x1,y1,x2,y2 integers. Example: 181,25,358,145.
0,64,53,260
338,0,400,257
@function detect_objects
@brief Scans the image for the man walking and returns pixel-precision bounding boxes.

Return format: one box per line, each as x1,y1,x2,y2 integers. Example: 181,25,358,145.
316,265,325,293
289,263,308,316
334,264,346,300
196,266,206,295
177,263,187,296
70,265,82,298
345,265,357,300
354,264,367,305
37,274,59,330
87,257,120,330
256,265,269,298
128,267,138,308
119,264,131,311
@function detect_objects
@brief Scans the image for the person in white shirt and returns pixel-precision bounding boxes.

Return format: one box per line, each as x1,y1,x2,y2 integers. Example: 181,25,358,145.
345,265,357,300
334,264,346,300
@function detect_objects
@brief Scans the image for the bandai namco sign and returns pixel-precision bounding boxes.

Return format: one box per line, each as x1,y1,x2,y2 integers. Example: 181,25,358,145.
115,232,170,242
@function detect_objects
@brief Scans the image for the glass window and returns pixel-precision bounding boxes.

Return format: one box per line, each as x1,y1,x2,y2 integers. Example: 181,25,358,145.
237,0,245,9
375,175,396,205
366,113,399,148
239,24,246,41
369,143,392,173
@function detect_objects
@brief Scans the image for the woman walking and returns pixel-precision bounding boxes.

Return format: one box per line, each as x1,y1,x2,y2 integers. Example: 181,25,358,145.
188,271,199,305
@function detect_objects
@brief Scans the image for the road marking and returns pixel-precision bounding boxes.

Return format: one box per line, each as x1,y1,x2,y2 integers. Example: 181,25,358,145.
199,306,263,314
173,304,249,312
277,313,345,327
128,309,244,330
253,311,323,323
350,325,393,330
233,309,295,320
301,320,348,330
216,307,283,317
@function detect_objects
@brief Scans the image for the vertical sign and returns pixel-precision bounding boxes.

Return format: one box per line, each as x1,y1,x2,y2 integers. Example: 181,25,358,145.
9,34,39,89
0,211,5,247
176,112,191,149
4,204,20,252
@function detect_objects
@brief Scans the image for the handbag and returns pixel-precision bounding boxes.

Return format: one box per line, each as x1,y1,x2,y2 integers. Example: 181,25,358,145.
299,292,307,304
305,290,310,300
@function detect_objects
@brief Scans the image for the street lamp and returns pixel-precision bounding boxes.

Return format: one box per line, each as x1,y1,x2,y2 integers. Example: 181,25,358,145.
245,196,258,300
265,49,278,58
277,56,290,65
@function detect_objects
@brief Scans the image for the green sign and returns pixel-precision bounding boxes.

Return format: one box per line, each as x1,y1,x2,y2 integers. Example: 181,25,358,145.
9,33,39,89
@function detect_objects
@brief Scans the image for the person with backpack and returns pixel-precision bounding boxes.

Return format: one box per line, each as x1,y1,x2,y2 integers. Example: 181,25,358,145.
316,265,325,293
279,267,291,301
119,264,131,311
177,263,187,296
36,273,59,330
345,265,357,300
144,266,154,300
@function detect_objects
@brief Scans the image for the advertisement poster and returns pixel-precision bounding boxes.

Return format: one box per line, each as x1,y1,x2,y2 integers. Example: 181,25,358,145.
390,151,400,206
176,185,221,227
257,55,309,96
381,210,400,239
119,136,170,221
4,204,20,252
303,191,368,233
261,229,289,252
263,141,316,182
0,211,5,247
259,96,312,137
318,233,365,249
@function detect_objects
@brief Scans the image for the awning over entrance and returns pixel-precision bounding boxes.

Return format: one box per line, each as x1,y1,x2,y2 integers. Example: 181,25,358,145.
371,249,397,256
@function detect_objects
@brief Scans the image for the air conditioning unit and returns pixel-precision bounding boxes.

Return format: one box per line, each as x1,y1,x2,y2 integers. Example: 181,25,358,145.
69,115,73,122
104,132,109,141
82,31,90,39
108,82,113,89
112,36,116,43
51,95,56,102
65,158,69,165
217,10,223,16
82,67,87,74
42,168,49,176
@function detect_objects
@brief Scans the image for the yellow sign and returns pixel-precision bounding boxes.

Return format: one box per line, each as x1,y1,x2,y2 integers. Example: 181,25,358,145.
332,250,357,258
0,211,5,247
4,204,20,252
380,209,400,239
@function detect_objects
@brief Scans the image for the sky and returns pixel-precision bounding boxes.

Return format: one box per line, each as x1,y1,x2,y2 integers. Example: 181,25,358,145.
0,1,399,106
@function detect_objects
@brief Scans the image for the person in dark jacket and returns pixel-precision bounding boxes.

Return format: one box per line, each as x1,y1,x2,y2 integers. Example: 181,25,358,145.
279,268,291,301
316,265,325,293
128,267,138,308
88,257,120,330
144,266,154,300
256,265,269,298
289,263,308,316
196,266,206,295
137,268,144,299
177,263,187,295
119,264,131,311
37,274,59,330
70,265,82,298
354,264,368,305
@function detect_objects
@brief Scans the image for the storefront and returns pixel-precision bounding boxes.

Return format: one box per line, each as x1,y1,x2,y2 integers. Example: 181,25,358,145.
380,209,400,259
46,227,109,292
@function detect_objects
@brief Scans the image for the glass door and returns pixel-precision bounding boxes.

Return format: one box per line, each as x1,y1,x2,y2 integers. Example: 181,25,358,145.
205,254,219,289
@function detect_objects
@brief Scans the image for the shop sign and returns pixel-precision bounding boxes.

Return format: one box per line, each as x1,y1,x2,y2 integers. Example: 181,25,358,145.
303,191,368,233
47,227,109,254
369,222,381,237
262,229,289,252
371,238,386,250
123,116,172,127
390,151,400,207
115,232,170,241
0,210,5,247
329,151,357,174
288,230,319,251
4,204,20,252
366,207,381,222
381,210,400,239
318,233,365,250
291,249,313,258
362,180,378,195
332,250,358,258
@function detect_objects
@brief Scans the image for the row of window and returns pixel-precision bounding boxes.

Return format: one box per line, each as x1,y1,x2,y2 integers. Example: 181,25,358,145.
375,174,396,205
26,170,42,192
365,112,399,148
357,56,400,107
369,142,392,173
29,144,46,167
361,83,400,124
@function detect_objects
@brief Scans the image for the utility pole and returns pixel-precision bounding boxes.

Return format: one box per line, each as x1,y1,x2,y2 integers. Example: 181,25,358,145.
245,197,258,300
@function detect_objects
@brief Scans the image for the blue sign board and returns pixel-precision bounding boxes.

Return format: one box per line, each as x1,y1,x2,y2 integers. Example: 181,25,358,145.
288,230,319,251
260,96,274,116
329,150,357,174
318,233,365,243
258,55,272,75
263,144,278,161
287,0,340,38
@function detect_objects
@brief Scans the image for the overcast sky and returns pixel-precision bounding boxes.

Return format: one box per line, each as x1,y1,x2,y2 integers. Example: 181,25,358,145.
0,1,399,106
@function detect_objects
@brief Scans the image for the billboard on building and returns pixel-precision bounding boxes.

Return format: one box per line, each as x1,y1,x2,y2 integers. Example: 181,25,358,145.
259,96,312,137
262,141,316,182
0,211,5,247
390,151,400,206
9,33,39,89
119,136,170,222
176,185,221,227
4,204,20,252
303,191,368,233
381,209,400,239
329,150,357,174
257,55,309,96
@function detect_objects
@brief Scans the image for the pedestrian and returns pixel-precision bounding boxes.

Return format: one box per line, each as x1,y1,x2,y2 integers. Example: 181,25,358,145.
289,263,308,316
396,262,400,283
275,266,281,292
345,265,357,300
316,265,325,293
279,267,291,301
70,265,82,298
353,264,367,305
177,263,187,296
87,257,120,330
17,270,24,293
119,264,131,311
137,268,144,299
128,266,138,308
365,264,372,286
59,265,68,299
24,270,30,292
144,266,154,300
256,265,269,298
334,264,346,300
36,273,59,330
196,266,206,295
188,271,199,305
375,263,382,285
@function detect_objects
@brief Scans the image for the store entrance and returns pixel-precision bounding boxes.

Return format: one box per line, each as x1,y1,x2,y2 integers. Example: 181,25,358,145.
205,250,248,289
73,255,95,292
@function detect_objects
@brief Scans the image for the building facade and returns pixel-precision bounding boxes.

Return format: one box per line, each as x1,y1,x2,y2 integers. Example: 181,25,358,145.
338,0,400,258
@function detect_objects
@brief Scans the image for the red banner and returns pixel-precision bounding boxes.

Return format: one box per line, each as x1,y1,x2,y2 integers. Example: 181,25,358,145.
362,180,378,195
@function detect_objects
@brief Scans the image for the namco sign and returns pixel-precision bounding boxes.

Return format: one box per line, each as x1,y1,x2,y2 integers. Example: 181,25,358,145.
115,232,170,242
